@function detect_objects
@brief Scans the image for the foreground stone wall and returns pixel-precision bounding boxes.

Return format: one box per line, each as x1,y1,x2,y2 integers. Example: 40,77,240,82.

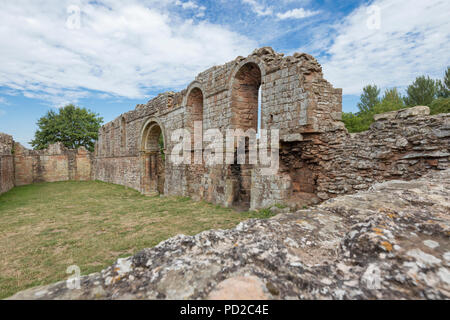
0,133,15,194
13,142,92,186
9,168,450,300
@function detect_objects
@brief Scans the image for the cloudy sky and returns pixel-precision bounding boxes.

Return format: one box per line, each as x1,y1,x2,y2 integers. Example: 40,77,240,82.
0,0,449,147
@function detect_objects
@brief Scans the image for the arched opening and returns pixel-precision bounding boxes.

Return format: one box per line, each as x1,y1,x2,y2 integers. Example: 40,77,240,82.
229,62,262,210
231,62,262,131
141,122,166,195
187,87,204,125
186,87,204,157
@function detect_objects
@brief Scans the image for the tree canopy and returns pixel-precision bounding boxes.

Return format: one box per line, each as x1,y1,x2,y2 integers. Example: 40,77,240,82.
437,67,450,98
357,85,380,113
403,76,438,107
342,67,450,133
31,104,103,152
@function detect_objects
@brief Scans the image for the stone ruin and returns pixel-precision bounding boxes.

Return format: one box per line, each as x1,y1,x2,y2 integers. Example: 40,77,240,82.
0,136,92,195
0,133,14,194
1,47,450,211
2,47,450,300
92,47,450,210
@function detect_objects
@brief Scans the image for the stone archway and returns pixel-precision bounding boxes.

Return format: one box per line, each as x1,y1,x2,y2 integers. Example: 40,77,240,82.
231,62,262,131
229,62,262,210
186,87,204,127
140,120,166,195
186,86,204,153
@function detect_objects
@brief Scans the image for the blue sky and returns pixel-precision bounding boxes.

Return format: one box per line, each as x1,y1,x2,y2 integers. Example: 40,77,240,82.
0,0,449,147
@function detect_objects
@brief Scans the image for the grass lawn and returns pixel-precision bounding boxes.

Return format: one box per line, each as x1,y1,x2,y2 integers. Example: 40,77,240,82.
0,181,274,299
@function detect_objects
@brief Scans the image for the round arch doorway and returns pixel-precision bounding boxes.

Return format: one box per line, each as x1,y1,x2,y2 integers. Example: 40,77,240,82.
140,121,166,196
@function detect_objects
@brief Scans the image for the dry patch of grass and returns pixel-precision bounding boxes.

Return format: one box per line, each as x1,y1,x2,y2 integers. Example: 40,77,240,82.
0,181,274,299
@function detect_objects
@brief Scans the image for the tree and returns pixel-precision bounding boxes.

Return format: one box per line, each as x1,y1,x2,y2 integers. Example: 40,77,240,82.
343,68,450,134
357,85,380,114
403,76,438,107
446,67,450,90
430,98,450,115
159,132,165,160
343,87,404,133
437,67,450,98
374,87,405,114
31,104,103,152
342,111,374,133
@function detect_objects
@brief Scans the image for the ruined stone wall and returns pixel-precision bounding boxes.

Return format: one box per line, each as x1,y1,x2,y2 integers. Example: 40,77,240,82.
0,135,94,193
94,47,343,209
13,142,92,186
275,106,450,206
93,47,449,211
94,97,186,193
319,107,449,200
0,133,15,194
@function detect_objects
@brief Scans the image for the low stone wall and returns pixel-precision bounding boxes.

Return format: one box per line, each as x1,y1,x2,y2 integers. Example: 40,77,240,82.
13,142,93,186
0,133,15,194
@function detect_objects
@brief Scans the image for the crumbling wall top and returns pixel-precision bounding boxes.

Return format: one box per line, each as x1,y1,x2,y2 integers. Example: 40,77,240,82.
107,47,332,130
0,133,14,155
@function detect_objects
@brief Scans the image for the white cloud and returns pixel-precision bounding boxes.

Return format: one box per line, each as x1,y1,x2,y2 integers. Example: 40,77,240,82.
0,97,8,105
242,0,273,16
319,0,450,95
276,8,319,20
0,0,256,106
175,0,205,11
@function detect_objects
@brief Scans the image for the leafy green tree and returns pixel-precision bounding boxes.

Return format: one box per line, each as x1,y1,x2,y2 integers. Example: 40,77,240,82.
446,67,450,89
31,104,103,152
343,68,450,133
430,98,450,115
437,67,450,98
374,88,405,114
403,76,438,107
159,133,165,160
445,67,450,90
357,85,380,114
343,87,405,133
342,111,374,133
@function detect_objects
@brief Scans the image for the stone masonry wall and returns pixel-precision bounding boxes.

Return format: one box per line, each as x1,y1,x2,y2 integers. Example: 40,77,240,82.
281,106,450,204
0,133,15,194
94,47,344,210
13,142,92,186
94,47,449,211
2,48,449,212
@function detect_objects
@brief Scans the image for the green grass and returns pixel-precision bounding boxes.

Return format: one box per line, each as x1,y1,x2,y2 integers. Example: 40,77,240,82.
0,181,274,299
